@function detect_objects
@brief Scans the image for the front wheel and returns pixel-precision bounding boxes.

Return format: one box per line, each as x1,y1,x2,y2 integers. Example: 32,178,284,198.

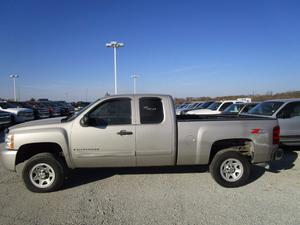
22,153,65,193
210,151,250,188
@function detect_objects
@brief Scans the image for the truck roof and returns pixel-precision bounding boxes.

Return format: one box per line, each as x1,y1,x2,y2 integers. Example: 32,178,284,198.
103,94,173,98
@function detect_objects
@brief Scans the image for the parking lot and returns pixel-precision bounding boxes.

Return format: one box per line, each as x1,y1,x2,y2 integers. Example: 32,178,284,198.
0,131,299,225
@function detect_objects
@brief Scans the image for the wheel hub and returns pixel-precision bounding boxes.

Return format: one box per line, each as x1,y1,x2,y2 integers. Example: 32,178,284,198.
29,163,56,188
220,158,244,182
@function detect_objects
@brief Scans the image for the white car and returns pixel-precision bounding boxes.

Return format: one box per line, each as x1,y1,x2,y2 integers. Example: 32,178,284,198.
176,102,203,115
0,102,35,123
186,100,241,115
246,99,300,146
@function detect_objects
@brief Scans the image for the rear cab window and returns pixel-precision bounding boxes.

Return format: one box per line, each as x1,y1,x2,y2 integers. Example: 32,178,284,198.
139,97,164,124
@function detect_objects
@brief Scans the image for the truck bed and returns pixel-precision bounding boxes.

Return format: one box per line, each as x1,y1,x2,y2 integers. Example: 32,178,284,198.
176,114,278,165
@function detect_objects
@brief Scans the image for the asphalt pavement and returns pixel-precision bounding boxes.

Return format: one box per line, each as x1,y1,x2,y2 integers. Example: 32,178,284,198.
0,130,300,225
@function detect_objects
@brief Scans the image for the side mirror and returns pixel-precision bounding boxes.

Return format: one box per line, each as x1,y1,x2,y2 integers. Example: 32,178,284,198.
80,115,90,127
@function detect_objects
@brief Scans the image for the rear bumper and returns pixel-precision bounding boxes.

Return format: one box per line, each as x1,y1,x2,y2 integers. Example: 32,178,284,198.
0,143,17,171
280,136,300,146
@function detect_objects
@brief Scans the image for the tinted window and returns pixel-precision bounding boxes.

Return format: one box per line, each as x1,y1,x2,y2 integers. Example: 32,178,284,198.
208,102,222,110
277,102,300,118
201,101,214,108
242,104,257,113
89,98,131,125
219,102,233,111
223,103,245,113
0,102,17,109
248,101,284,116
139,97,163,124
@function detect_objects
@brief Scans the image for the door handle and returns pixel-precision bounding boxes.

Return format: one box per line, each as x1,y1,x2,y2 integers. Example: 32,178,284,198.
117,130,133,136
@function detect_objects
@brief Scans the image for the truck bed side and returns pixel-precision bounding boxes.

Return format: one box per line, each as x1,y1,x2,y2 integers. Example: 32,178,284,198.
176,116,278,165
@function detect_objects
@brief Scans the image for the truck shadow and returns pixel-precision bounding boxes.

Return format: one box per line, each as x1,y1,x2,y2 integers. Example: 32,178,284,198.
267,149,298,172
62,150,298,190
62,165,209,190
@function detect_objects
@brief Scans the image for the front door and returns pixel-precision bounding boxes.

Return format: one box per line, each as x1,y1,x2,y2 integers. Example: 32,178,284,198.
70,97,136,167
276,101,300,144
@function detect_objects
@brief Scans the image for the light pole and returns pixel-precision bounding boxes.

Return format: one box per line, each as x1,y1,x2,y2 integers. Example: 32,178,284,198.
9,74,19,101
106,41,124,94
131,75,139,94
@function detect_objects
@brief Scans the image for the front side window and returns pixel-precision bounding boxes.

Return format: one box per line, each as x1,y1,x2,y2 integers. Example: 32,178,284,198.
139,97,164,124
89,98,131,125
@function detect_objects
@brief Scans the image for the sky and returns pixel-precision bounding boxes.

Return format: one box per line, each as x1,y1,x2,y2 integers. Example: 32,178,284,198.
0,0,300,101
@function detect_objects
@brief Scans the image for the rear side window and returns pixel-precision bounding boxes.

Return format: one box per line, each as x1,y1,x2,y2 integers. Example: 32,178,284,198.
139,97,164,124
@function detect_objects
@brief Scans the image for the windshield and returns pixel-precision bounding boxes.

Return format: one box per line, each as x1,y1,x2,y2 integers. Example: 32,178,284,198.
200,101,213,108
248,101,284,116
177,104,187,109
207,102,221,110
223,103,245,113
0,102,17,109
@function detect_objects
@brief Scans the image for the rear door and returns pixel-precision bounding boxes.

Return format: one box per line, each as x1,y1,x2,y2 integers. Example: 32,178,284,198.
135,96,176,166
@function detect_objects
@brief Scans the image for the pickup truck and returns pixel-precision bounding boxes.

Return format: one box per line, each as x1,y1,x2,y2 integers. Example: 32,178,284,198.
1,94,283,192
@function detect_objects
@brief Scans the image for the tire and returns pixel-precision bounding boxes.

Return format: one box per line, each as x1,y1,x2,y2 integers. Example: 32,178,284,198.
209,150,250,188
22,153,65,193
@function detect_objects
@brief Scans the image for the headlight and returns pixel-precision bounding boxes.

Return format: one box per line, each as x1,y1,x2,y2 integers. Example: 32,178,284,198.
5,134,14,150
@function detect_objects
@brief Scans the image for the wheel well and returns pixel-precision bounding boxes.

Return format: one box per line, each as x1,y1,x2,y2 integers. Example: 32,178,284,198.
16,143,64,166
209,139,253,163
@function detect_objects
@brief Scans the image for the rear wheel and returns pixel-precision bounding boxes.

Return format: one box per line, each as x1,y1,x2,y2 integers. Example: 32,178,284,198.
210,150,250,188
22,153,65,192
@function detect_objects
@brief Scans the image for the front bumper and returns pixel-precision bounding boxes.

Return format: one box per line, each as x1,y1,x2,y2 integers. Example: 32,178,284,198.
0,143,17,171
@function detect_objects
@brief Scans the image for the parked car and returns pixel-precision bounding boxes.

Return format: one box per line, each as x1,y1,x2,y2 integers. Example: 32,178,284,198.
176,102,203,115
0,110,13,129
10,102,50,120
1,94,282,192
38,101,61,117
53,101,75,116
246,99,300,146
186,100,242,115
222,103,259,115
182,101,214,114
0,102,34,123
176,103,192,115
74,101,91,112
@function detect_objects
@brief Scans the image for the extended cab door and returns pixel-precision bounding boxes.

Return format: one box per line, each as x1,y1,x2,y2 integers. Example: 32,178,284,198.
70,97,136,167
135,96,176,166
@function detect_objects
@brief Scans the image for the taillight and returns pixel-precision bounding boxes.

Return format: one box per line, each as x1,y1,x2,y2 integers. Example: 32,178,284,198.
273,126,280,145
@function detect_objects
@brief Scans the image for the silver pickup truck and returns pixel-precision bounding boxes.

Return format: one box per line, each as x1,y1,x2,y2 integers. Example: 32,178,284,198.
1,94,283,192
